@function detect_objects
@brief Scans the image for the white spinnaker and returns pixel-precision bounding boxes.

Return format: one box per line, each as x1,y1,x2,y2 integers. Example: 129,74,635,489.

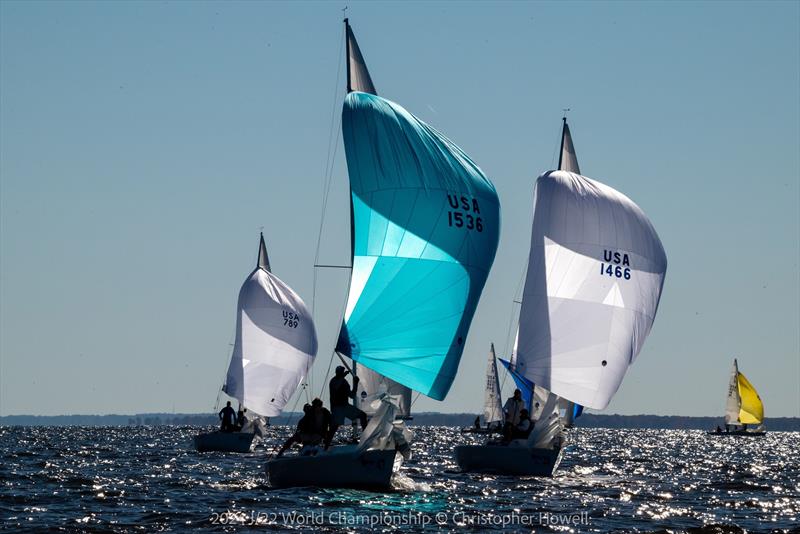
724,359,741,424
356,365,412,418
516,170,667,410
484,344,504,425
224,267,318,418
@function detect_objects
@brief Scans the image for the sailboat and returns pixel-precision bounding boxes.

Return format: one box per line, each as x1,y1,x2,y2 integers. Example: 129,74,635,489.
709,358,766,436
267,18,501,489
194,233,318,453
461,344,504,434
455,117,667,476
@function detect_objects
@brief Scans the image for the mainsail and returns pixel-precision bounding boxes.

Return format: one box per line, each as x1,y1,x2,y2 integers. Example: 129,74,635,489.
515,120,667,410
224,234,318,417
558,117,580,174
725,359,764,425
335,20,501,400
483,344,503,425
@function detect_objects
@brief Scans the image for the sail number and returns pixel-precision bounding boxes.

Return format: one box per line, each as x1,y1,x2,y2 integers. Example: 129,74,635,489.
283,310,300,328
447,194,483,232
600,250,631,280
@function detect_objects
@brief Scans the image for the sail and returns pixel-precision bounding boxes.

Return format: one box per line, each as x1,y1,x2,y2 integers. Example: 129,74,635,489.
345,19,376,94
356,365,412,418
737,371,764,424
558,118,580,174
724,359,741,424
515,169,667,409
336,91,500,400
527,392,563,449
505,335,583,423
224,234,318,417
483,344,504,424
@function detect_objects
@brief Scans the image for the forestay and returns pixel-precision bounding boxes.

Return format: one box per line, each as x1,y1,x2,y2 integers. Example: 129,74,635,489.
515,170,667,409
224,235,318,417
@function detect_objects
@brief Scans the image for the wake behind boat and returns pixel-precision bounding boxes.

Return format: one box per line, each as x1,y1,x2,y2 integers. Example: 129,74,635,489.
708,359,766,437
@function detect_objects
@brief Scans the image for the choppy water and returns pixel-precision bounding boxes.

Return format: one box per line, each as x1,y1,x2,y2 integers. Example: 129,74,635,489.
0,426,797,533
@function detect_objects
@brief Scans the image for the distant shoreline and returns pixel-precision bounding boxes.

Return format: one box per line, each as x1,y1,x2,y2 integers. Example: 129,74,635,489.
1,413,798,431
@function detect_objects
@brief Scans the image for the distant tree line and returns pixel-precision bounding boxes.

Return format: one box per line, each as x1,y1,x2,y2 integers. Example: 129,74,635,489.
1,412,798,431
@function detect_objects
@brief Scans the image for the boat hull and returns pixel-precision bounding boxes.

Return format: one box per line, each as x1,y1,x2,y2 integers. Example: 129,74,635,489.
267,446,397,489
194,431,256,453
706,430,766,437
454,443,563,477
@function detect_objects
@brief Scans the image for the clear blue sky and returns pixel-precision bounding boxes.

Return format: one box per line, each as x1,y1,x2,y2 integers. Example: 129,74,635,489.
1,1,798,417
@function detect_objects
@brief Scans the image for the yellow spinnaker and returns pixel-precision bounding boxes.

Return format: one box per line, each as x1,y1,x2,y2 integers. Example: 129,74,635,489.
737,372,763,424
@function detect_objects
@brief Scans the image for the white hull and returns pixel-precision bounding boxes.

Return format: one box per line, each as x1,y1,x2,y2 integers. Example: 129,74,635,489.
267,445,398,489
454,443,563,477
194,431,256,453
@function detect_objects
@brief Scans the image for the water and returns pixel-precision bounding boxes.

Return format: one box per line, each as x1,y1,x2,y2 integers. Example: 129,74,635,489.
1,426,797,532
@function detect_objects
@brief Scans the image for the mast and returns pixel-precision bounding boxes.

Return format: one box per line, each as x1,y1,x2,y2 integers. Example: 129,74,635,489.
345,18,352,93
557,117,567,171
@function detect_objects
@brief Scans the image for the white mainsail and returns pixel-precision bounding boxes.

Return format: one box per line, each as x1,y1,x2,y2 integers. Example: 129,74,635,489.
224,234,318,417
484,344,504,425
558,117,580,175
724,359,741,425
515,120,667,410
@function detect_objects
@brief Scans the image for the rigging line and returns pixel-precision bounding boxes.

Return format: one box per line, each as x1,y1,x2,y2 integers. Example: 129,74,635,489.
270,392,305,457
312,23,345,318
409,391,422,409
499,264,527,394
317,348,338,401
213,327,237,412
323,25,346,192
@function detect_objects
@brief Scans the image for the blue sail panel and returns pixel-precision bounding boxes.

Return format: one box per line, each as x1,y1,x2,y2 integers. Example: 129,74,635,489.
337,92,500,400
498,358,534,411
573,403,584,419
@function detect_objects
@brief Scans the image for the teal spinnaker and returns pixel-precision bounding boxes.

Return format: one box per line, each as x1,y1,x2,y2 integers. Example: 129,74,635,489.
336,92,500,400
